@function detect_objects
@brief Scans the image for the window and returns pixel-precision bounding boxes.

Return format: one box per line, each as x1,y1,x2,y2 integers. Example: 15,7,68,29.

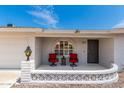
54,41,74,56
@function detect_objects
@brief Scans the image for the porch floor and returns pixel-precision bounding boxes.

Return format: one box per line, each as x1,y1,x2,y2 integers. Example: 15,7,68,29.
36,64,108,70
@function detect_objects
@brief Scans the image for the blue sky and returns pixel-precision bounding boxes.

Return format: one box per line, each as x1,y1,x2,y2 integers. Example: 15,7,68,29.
0,5,124,30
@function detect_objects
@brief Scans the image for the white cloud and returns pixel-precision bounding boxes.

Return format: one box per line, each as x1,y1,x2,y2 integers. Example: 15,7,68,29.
28,5,59,28
113,20,124,29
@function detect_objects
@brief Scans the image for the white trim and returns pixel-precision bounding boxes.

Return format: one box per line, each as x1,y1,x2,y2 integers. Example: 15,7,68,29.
31,64,118,74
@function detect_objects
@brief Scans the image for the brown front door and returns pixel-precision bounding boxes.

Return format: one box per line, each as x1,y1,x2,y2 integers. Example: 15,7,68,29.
87,40,99,64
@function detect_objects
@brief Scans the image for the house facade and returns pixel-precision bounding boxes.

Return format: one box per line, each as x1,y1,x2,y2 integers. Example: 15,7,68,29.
0,26,123,83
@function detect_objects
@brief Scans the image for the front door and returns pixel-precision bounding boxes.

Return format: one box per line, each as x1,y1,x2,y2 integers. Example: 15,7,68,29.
87,40,99,63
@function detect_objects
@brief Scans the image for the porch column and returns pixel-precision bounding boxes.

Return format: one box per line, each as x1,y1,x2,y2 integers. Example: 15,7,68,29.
114,36,124,71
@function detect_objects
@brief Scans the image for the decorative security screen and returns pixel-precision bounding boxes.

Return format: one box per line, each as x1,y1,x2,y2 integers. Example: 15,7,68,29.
54,41,74,56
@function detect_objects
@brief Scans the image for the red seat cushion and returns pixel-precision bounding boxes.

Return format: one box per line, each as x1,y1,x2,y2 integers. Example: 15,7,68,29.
70,53,78,58
49,58,58,63
69,59,78,63
49,53,57,58
48,53,58,63
69,53,78,63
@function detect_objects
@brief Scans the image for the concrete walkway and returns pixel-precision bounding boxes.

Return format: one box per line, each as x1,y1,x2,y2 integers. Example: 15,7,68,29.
37,64,107,70
0,70,20,88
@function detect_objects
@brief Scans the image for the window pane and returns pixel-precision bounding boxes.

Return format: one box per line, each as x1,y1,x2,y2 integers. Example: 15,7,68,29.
65,46,68,49
55,50,59,55
60,41,63,49
65,50,68,55
60,50,63,55
69,45,72,49
60,41,63,44
55,44,59,49
60,44,63,49
54,41,74,56
65,41,68,46
69,50,73,54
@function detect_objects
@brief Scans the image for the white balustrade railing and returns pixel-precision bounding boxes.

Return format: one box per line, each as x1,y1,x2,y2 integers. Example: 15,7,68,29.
21,61,118,84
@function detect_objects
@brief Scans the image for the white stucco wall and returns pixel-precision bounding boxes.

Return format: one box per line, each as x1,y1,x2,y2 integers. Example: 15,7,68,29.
0,35,117,69
35,37,87,66
99,38,114,68
35,37,115,68
0,34,35,69
35,37,43,68
114,35,124,71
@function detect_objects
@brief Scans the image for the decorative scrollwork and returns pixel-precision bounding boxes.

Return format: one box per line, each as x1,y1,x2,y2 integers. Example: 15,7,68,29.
31,72,117,81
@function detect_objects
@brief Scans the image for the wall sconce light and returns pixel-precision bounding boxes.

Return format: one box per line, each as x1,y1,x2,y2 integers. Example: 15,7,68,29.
24,46,32,61
75,29,80,33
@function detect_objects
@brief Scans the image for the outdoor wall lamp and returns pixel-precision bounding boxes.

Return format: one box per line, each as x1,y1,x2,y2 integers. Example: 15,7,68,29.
24,46,32,61
75,29,80,33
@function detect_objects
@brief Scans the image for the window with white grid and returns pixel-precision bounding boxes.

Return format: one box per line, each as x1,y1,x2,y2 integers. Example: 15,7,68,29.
54,41,74,56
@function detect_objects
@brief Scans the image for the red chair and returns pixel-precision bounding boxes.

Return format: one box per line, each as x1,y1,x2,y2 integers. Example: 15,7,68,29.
48,53,58,66
69,53,78,67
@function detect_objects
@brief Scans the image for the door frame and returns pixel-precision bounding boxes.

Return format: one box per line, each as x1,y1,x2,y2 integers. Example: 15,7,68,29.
87,39,99,64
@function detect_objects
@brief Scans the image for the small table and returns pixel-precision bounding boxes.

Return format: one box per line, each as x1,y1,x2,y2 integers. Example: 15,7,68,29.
61,56,66,66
